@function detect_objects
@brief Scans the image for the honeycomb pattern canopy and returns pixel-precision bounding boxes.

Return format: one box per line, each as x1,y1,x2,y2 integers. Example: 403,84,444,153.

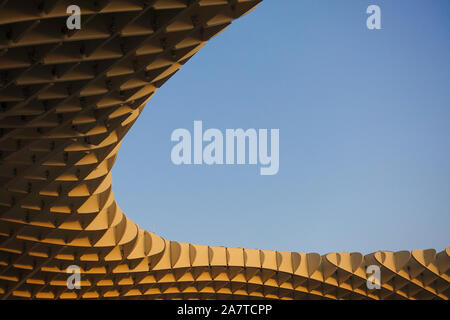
0,0,448,300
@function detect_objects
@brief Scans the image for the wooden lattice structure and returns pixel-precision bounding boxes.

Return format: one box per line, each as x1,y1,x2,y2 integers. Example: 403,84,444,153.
0,0,448,300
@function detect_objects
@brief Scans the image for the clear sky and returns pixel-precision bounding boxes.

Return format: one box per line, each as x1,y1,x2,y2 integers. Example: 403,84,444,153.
111,0,450,254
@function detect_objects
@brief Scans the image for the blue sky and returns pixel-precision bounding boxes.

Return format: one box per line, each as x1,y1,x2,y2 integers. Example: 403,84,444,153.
112,0,450,254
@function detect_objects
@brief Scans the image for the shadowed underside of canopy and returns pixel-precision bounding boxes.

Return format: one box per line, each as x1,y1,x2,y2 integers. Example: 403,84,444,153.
0,0,448,300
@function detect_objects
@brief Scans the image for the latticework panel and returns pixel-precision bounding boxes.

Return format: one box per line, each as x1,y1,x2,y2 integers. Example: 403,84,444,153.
0,0,448,300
